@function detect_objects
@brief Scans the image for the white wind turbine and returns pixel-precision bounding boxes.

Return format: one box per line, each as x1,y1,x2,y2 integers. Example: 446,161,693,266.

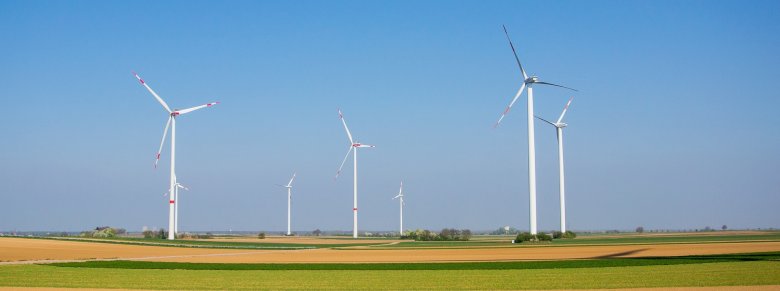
536,97,573,233
164,178,189,199
494,26,577,235
277,172,296,236
335,109,375,238
134,72,219,240
392,181,404,235
168,176,190,235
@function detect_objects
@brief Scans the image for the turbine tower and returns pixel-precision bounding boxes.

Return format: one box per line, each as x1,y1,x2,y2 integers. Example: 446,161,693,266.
335,109,375,238
134,72,218,240
171,177,189,235
393,181,405,235
277,172,296,236
493,26,576,235
536,97,573,233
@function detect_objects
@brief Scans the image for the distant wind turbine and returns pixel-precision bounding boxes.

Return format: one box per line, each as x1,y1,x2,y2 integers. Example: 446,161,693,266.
392,181,405,235
163,179,189,197
277,172,296,236
335,109,375,238
536,97,573,233
134,72,218,240
493,26,577,235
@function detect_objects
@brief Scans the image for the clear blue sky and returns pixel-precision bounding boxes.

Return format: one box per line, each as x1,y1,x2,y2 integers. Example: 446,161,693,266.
1,0,778,232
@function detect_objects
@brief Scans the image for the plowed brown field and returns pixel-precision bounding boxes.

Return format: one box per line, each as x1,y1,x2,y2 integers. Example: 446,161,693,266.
2,237,779,264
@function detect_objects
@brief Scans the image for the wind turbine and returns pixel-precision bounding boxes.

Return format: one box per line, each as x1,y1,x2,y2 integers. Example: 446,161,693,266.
335,109,375,238
493,26,577,235
277,172,296,236
164,179,189,210
170,177,190,235
134,72,219,240
392,181,404,235
536,97,573,233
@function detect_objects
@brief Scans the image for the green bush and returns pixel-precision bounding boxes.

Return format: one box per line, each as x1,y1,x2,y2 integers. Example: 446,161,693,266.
514,232,553,243
402,229,472,241
257,232,266,239
515,232,534,242
562,231,577,239
552,231,563,239
536,233,552,241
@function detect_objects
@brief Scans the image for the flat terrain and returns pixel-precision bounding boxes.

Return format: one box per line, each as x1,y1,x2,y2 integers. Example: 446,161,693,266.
206,236,401,245
1,260,778,290
1,232,778,290
2,235,780,263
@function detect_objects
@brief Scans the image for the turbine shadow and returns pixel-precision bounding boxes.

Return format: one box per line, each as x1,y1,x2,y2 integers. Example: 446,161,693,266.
590,248,649,259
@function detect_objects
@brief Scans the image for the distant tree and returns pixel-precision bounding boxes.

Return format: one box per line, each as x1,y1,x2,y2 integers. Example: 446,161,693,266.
704,226,713,232
157,229,167,239
257,232,266,239
636,226,644,233
722,225,727,231
562,231,577,239
312,229,322,236
515,232,534,242
536,233,552,241
461,229,472,241
552,231,563,239
142,230,154,239
440,228,453,241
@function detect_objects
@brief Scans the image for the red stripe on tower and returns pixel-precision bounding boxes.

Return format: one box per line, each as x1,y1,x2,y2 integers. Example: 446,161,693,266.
169,200,175,204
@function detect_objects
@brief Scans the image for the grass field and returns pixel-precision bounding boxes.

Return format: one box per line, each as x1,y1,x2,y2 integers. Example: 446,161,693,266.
18,236,381,250
18,231,780,252
46,251,780,270
2,233,779,289
378,232,780,249
0,259,777,290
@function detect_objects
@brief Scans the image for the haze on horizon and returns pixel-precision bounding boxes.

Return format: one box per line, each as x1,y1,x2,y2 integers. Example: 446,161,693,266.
0,0,778,233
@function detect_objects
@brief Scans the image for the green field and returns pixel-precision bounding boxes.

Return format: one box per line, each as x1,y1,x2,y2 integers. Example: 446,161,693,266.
375,232,780,249
21,231,780,251
19,236,380,250
46,251,780,270
0,259,777,290
4,234,778,289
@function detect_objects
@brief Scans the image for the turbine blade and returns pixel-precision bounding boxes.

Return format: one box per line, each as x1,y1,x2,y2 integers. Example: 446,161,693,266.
502,25,528,80
556,97,574,124
154,117,172,169
393,194,401,199
399,181,403,196
494,82,526,127
335,146,354,180
535,81,578,92
355,144,375,148
177,183,189,191
338,109,354,144
535,115,556,126
175,102,219,115
133,72,172,113
287,172,296,187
